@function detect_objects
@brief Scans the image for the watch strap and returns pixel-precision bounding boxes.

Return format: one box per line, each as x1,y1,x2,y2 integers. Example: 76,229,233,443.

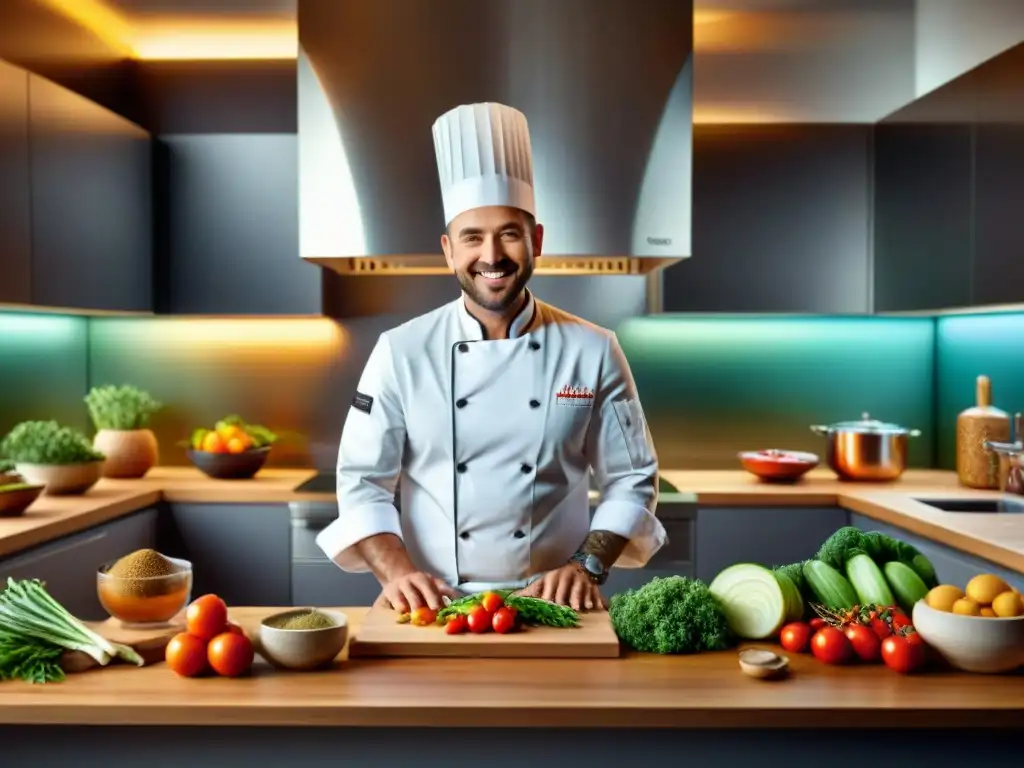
569,551,608,585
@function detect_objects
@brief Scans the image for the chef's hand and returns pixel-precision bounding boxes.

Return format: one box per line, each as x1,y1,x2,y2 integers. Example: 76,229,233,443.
375,570,458,614
514,564,607,612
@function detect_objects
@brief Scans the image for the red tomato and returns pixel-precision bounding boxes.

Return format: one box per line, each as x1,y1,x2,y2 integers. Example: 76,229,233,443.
881,633,926,674
207,631,254,677
165,632,208,677
810,627,853,665
185,594,229,640
868,617,891,640
467,606,492,633
809,617,826,630
445,614,468,634
227,622,245,636
492,606,516,634
480,592,505,613
778,622,812,653
410,607,437,626
844,623,882,662
889,608,911,633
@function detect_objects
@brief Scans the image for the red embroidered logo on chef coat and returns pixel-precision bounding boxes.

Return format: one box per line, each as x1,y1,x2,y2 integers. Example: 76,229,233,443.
556,385,595,407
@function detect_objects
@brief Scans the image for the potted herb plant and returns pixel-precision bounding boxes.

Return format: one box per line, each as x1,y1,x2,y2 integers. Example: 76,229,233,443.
85,384,163,478
0,420,106,495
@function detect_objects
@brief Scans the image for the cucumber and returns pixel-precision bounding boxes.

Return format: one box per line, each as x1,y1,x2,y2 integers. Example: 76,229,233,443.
708,563,787,640
802,560,858,610
845,552,896,607
883,560,929,613
773,569,805,622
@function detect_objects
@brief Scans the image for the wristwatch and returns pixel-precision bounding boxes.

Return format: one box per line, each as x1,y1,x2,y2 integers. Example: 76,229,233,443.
569,552,608,585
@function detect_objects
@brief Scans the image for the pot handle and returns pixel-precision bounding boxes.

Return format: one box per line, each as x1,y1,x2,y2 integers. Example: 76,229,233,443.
809,425,830,436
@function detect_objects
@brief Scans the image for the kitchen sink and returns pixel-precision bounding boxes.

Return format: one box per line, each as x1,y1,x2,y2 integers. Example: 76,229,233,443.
912,497,1024,514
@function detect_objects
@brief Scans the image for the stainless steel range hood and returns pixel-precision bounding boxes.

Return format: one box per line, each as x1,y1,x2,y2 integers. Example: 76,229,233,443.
297,0,693,277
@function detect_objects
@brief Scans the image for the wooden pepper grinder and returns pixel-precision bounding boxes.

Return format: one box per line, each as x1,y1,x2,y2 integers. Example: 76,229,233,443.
956,375,1010,489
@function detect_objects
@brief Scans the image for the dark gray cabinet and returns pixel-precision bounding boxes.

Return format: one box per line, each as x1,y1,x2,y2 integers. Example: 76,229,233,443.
157,134,321,315
28,73,153,312
160,503,291,607
0,508,158,621
0,59,31,304
291,514,383,607
694,506,848,582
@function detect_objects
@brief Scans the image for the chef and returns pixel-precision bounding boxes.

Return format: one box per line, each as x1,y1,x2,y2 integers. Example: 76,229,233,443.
317,102,666,614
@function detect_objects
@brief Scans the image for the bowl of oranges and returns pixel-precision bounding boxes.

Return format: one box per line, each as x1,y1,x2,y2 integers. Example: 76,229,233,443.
184,414,278,480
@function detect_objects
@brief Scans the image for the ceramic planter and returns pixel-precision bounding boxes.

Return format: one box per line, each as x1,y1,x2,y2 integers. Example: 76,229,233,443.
93,428,159,479
16,461,104,495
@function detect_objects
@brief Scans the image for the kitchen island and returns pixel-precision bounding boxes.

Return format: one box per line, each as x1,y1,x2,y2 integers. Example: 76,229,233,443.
0,607,1020,765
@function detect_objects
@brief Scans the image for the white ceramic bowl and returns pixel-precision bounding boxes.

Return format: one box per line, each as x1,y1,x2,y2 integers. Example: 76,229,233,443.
258,609,348,671
912,599,1024,674
16,461,103,495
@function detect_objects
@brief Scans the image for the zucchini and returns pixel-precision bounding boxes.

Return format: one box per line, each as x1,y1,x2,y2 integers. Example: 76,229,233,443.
883,561,929,613
708,563,787,640
802,560,858,610
845,552,896,607
773,569,805,622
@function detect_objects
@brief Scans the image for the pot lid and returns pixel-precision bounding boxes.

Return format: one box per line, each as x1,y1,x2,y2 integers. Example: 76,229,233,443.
822,412,914,435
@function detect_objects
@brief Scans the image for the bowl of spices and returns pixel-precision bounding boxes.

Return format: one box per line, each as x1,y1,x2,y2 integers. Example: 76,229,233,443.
259,608,348,670
97,549,193,627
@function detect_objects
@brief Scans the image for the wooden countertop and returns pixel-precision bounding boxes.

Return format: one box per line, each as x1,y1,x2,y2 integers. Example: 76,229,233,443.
2,467,1022,574
0,606,1019,728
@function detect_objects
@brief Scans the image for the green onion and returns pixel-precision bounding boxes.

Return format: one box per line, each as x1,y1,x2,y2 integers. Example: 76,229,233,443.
0,578,143,668
0,630,65,684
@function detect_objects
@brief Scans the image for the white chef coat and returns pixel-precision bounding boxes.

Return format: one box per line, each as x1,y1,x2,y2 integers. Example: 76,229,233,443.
316,289,666,593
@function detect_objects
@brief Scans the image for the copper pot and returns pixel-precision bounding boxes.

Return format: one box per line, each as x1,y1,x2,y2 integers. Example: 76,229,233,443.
810,413,921,481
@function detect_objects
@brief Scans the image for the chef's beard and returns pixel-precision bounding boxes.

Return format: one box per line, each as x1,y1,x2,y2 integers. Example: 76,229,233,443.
456,259,534,313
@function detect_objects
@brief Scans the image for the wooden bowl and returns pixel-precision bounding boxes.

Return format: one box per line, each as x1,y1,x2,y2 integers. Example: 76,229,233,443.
739,450,819,482
186,446,271,479
738,648,789,679
0,484,45,517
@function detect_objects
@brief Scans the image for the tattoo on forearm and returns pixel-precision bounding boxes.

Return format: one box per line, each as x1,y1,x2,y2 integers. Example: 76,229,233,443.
579,530,628,564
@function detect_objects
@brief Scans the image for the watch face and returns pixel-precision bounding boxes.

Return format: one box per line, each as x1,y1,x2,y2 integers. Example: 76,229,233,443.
584,554,603,574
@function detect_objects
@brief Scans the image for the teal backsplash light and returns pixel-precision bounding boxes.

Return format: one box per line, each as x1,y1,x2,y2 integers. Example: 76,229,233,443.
616,315,936,469
936,312,1024,470
0,312,90,438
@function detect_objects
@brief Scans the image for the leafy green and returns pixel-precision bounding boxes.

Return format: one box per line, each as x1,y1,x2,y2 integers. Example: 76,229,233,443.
0,578,143,668
609,576,735,654
0,459,14,474
435,590,579,628
0,421,105,465
85,384,162,431
0,630,65,684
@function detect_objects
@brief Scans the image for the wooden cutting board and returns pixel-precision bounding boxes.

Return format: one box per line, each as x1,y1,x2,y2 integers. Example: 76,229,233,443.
349,606,621,659
60,616,185,673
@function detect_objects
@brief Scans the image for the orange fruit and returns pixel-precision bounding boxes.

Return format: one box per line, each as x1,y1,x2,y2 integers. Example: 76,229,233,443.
201,431,227,453
218,425,245,441
226,436,249,454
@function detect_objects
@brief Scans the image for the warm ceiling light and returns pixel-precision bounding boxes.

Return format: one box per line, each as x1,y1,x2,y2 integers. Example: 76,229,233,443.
33,0,137,56
132,18,298,61
692,105,797,124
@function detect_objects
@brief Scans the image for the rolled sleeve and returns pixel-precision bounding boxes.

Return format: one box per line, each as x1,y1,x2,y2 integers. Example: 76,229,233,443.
585,332,666,568
315,333,406,573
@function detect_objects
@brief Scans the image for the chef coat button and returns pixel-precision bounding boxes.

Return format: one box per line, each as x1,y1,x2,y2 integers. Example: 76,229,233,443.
528,341,541,351
460,531,470,540
529,399,540,409
458,343,469,353
456,398,468,408
457,462,468,473
520,463,532,474
514,530,526,539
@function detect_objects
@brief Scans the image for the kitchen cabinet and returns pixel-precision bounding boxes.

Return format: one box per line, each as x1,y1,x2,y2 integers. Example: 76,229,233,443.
0,59,31,304
0,508,158,621
28,73,153,312
849,513,1024,590
156,134,321,315
160,503,292,607
693,507,848,582
291,511,381,606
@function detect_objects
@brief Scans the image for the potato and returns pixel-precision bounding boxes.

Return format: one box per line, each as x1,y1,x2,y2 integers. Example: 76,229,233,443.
926,584,965,612
991,591,1024,618
965,574,1011,606
951,597,982,616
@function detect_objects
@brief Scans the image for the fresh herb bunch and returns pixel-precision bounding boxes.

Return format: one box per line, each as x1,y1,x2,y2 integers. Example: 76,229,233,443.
436,590,580,628
0,421,105,465
0,631,65,684
85,384,162,431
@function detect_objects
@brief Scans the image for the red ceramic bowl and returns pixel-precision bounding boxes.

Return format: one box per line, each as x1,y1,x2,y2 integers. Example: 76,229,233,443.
739,449,819,482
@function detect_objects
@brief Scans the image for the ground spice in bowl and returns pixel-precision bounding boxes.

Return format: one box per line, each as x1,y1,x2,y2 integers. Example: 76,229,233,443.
107,549,179,597
266,610,337,631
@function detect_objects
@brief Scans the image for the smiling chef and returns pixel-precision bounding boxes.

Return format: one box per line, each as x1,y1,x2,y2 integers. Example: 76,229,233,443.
316,102,666,614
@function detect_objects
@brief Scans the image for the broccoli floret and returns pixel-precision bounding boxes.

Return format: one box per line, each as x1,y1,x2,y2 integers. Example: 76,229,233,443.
773,561,808,594
609,576,734,654
814,526,866,569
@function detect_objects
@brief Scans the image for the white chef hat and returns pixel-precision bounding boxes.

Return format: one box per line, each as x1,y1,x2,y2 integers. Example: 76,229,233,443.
431,102,536,226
